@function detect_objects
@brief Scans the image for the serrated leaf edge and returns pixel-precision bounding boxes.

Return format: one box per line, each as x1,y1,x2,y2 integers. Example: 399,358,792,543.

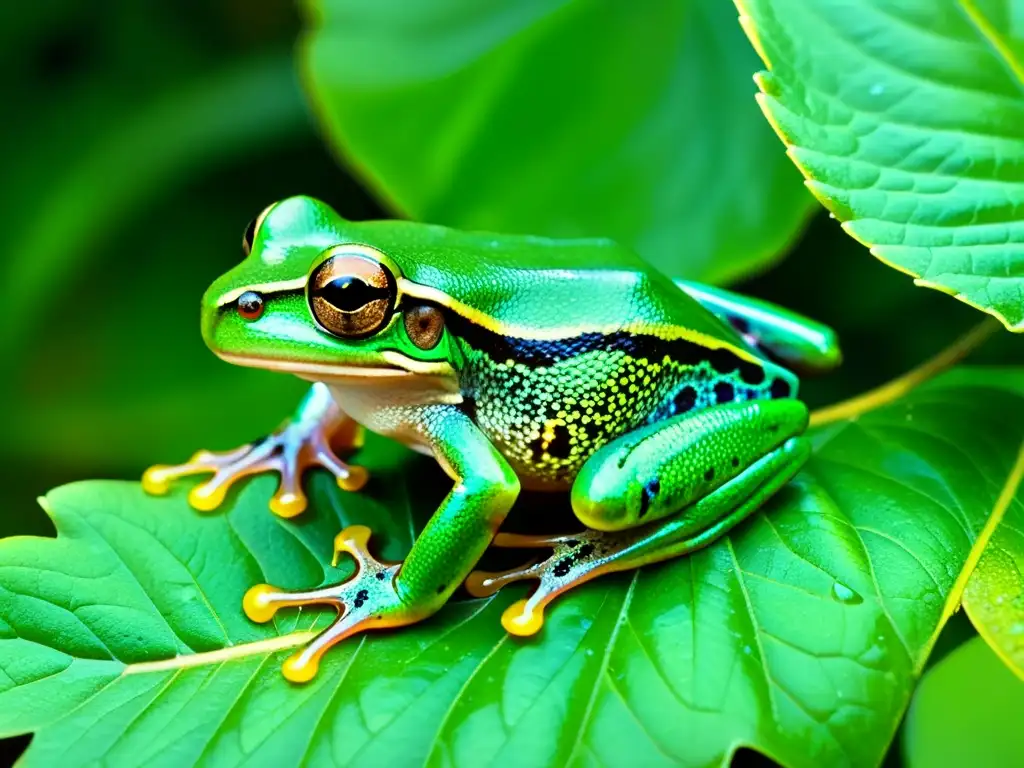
732,0,1024,333
960,440,1024,681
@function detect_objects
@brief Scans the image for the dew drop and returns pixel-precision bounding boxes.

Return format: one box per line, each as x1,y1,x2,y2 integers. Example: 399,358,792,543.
860,644,886,666
742,644,752,655
831,581,863,605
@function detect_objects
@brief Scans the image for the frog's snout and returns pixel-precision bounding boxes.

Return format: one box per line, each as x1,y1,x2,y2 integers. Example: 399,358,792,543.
200,299,220,354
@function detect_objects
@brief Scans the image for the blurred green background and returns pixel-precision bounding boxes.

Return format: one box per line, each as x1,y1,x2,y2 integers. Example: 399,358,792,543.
1,1,1021,765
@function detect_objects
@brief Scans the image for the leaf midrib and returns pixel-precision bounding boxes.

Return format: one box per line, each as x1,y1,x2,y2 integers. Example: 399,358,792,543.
955,0,1024,97
121,631,314,676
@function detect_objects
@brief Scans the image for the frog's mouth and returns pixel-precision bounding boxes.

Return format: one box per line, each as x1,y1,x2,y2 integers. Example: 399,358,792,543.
216,351,455,383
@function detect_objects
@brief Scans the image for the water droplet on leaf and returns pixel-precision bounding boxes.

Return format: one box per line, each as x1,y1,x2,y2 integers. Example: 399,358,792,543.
831,581,863,605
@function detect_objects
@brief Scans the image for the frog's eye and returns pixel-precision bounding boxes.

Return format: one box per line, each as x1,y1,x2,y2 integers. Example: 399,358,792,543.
404,305,445,350
237,290,264,320
308,253,396,338
241,204,274,257
241,218,257,256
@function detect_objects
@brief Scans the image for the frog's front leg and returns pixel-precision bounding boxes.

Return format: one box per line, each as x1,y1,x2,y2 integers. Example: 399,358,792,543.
466,400,810,635
243,405,519,683
142,382,368,517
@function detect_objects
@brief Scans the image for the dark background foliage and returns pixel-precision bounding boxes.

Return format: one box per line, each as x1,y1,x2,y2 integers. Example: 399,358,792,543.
1,1,1020,766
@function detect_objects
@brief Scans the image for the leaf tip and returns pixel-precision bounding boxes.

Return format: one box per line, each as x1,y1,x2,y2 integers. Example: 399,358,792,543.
911,276,1019,332
36,494,54,519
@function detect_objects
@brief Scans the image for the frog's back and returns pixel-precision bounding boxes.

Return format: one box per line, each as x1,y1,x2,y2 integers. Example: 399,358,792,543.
341,220,799,488
350,219,741,346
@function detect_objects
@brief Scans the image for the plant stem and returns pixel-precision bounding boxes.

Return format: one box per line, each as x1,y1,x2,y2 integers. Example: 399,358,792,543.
809,318,1001,427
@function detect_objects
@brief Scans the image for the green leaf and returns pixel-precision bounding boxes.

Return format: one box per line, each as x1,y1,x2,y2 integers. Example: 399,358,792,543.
962,442,1024,678
301,0,813,284
903,636,1024,767
736,0,1024,331
3,371,1024,767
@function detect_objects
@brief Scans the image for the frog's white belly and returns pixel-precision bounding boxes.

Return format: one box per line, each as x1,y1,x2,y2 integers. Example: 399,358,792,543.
325,376,461,456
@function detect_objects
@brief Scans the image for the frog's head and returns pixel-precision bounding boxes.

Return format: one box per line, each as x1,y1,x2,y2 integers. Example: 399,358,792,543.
201,196,458,386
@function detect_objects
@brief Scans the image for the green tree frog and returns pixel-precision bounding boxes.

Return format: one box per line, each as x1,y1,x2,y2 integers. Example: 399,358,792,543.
144,196,840,683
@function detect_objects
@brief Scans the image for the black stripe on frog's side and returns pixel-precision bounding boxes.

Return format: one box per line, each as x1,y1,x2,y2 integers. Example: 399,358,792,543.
444,311,768,385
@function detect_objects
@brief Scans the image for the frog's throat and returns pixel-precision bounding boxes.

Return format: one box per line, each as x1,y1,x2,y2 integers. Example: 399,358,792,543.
216,351,455,381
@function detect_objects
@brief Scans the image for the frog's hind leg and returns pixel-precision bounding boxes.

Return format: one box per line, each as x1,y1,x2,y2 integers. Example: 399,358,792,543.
674,279,841,374
143,383,368,517
466,400,811,636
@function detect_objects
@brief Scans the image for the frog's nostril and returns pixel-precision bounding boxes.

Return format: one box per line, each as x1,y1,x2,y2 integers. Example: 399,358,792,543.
237,291,265,320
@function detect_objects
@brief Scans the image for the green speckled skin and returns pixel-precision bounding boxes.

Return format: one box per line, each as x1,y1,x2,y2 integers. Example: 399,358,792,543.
456,330,796,488
150,195,840,680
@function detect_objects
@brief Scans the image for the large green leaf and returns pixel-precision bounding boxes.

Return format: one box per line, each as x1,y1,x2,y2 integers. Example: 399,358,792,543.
736,0,1024,331
3,371,1023,767
903,636,1024,767
301,0,813,284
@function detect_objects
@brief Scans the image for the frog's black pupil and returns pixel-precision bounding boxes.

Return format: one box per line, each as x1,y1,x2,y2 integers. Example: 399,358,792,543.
241,217,257,256
317,276,389,311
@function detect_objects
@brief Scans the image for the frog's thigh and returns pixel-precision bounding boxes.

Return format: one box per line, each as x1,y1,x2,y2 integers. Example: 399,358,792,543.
472,431,810,636
571,399,810,532
470,400,812,635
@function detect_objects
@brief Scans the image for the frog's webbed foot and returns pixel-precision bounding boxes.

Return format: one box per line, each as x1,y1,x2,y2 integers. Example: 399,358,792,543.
143,386,367,518
468,427,812,638
465,530,627,637
244,525,424,683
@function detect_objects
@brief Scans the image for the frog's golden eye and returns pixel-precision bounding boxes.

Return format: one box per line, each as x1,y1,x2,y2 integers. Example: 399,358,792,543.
308,253,396,338
404,305,445,350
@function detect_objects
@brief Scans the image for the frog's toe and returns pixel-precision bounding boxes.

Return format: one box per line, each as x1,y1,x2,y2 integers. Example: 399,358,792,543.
268,447,309,518
311,432,369,492
466,530,620,636
143,444,264,507
142,419,369,516
242,525,420,683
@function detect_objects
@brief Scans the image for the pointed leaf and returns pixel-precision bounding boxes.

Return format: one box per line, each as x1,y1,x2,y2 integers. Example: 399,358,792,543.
736,0,1024,330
